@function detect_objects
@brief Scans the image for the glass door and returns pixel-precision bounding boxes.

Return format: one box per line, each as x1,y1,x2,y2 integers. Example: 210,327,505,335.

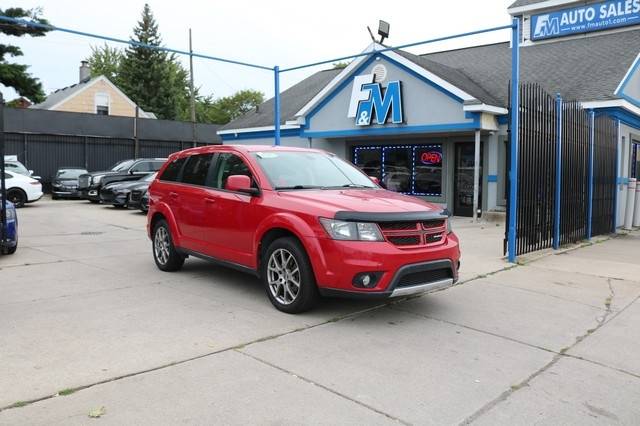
454,143,482,217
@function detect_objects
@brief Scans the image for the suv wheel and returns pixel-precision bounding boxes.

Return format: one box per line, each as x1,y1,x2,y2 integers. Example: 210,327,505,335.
262,237,318,313
152,219,184,272
7,189,27,208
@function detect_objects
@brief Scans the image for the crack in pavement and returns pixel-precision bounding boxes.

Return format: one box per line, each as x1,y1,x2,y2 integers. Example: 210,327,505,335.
235,349,410,425
459,277,640,425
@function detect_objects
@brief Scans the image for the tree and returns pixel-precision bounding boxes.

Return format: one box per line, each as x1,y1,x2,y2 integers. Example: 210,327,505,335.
86,44,124,85
203,89,265,124
118,4,190,120
0,7,50,103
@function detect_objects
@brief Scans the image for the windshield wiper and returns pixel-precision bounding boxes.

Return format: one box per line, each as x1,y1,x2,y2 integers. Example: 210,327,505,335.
340,184,372,188
274,185,324,190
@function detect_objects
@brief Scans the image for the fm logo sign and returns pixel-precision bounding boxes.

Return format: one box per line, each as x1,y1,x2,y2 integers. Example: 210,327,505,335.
347,74,403,126
533,15,560,38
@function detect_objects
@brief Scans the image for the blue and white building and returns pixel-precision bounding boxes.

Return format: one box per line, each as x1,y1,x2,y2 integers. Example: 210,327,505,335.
219,0,640,220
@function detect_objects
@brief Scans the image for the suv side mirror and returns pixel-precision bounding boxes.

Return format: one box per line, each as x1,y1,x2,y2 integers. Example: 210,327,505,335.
226,175,258,195
369,176,380,185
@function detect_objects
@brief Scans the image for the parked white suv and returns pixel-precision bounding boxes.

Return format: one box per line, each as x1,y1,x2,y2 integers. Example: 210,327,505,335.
3,171,43,207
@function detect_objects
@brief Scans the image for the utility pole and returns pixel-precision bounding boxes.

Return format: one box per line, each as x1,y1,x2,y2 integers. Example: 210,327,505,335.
189,28,196,147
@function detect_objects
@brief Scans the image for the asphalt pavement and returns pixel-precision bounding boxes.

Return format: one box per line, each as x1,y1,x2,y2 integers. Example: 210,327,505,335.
0,198,638,425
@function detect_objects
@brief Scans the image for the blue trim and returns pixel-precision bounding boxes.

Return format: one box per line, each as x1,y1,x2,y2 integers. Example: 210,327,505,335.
617,177,630,185
553,93,562,250
586,110,595,240
220,128,301,141
487,175,498,183
619,93,640,110
301,122,479,139
616,54,640,103
594,108,640,131
507,18,520,263
497,115,509,125
304,53,468,131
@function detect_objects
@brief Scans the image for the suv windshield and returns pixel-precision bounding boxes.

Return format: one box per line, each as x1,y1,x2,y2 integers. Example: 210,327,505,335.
110,159,135,171
252,151,378,190
56,169,87,179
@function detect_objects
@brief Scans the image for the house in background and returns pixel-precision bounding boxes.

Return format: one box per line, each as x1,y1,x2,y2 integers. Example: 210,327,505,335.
30,61,156,119
8,97,33,108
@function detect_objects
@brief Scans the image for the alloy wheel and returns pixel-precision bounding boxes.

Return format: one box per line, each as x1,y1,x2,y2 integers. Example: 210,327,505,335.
154,226,170,266
267,248,301,305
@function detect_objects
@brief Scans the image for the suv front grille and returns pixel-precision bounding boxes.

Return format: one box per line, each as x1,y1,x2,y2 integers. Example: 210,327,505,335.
78,176,90,189
379,219,446,247
396,268,452,288
130,190,142,202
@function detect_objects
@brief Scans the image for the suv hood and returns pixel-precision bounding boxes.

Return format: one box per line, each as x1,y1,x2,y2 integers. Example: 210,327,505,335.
277,189,442,216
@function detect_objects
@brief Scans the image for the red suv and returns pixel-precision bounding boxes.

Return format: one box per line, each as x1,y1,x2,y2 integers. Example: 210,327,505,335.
147,145,460,313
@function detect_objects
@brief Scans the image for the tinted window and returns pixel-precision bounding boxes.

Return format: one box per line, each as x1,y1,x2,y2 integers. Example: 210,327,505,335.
211,153,253,189
111,159,135,171
160,157,187,182
131,161,153,173
182,154,214,186
56,169,87,179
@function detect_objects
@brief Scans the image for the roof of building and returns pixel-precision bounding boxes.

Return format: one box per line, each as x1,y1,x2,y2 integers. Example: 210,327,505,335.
31,75,155,118
30,76,95,110
223,27,640,131
220,68,341,131
508,0,548,9
424,28,640,105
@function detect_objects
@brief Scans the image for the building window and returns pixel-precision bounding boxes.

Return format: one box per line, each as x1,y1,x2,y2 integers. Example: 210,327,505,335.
95,93,109,115
353,144,443,197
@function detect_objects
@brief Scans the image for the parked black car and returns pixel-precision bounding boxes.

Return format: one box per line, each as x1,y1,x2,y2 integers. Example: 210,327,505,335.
78,158,166,203
51,167,88,199
99,173,157,208
127,175,154,213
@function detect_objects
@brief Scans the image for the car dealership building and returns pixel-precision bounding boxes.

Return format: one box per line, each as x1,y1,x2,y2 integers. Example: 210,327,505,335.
219,0,640,220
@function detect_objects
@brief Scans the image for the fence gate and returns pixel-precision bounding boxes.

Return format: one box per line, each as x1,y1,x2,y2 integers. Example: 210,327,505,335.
506,83,618,257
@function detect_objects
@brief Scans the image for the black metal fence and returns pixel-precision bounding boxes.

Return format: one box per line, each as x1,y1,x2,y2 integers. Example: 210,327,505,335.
507,83,617,256
513,84,557,255
559,101,590,246
591,115,618,236
3,107,221,190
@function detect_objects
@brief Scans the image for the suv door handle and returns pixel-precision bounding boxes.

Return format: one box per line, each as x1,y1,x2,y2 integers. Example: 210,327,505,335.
204,197,216,204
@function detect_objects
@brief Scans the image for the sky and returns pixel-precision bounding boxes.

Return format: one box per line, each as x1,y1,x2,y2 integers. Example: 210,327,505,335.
2,0,515,103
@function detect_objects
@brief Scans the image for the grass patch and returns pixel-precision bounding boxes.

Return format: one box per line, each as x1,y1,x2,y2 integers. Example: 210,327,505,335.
58,388,76,396
8,401,28,408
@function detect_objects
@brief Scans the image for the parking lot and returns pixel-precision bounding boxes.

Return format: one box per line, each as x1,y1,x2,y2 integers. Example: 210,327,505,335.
1,198,639,425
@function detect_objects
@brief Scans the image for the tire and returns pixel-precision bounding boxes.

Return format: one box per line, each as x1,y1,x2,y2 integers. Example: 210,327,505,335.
89,200,100,204
152,219,184,272
2,243,17,255
52,194,59,200
7,189,27,208
261,237,318,314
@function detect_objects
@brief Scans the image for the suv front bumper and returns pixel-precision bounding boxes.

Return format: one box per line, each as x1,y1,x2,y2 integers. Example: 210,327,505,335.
312,233,460,299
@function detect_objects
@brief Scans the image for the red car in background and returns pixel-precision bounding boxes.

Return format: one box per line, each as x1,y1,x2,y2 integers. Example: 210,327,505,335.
147,145,460,313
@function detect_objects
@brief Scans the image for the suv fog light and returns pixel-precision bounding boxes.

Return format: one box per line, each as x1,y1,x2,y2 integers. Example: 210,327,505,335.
352,272,382,288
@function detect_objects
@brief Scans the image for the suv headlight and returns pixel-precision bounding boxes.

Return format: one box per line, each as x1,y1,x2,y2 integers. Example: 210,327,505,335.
446,218,453,234
93,175,103,184
319,218,383,241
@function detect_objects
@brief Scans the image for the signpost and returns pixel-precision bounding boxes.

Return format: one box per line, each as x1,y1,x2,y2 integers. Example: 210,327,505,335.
0,93,6,250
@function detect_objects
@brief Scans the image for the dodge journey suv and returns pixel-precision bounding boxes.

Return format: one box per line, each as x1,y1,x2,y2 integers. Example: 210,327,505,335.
148,145,460,313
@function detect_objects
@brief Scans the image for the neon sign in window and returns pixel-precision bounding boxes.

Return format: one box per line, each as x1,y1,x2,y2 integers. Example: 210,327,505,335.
352,144,443,197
